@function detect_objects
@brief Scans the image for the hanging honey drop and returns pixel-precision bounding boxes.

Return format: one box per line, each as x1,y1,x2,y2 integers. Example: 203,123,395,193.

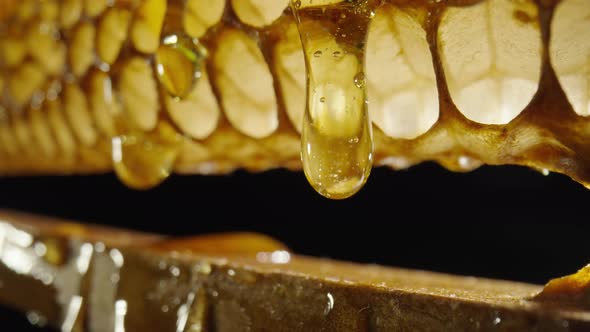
112,121,182,190
291,0,376,199
155,33,207,99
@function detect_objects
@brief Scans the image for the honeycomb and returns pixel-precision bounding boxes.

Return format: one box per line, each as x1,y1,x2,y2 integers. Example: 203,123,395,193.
0,0,588,199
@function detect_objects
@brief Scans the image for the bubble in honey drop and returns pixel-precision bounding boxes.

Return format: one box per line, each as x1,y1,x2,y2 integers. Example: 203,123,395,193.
353,72,365,89
301,116,373,199
112,121,182,190
155,33,207,99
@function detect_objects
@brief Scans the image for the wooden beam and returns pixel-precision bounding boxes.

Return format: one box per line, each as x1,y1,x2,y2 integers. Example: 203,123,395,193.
0,210,588,331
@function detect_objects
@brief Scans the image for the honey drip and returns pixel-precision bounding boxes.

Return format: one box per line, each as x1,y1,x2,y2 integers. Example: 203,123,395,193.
112,121,182,190
290,0,376,199
155,33,207,99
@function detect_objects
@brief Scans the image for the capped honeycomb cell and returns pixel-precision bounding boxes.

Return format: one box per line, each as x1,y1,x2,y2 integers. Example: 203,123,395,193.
63,83,98,147
438,0,542,125
119,57,159,132
213,29,278,139
367,5,438,139
165,70,220,140
130,0,166,54
550,0,590,117
183,0,225,38
96,8,131,65
232,0,289,28
274,19,306,133
69,22,96,78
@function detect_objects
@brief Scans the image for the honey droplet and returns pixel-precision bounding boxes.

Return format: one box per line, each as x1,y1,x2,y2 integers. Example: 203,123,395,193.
155,33,207,99
112,121,182,190
41,238,68,266
291,1,376,199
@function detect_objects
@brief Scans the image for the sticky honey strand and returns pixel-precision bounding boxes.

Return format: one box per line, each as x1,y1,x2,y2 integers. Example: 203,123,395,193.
290,0,377,199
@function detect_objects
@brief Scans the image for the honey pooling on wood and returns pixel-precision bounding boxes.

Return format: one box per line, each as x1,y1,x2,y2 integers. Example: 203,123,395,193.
290,0,377,199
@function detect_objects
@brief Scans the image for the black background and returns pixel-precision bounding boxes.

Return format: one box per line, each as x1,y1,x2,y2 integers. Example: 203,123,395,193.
1,163,589,330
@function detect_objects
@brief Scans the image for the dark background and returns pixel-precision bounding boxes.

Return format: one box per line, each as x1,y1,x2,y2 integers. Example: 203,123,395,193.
1,163,589,330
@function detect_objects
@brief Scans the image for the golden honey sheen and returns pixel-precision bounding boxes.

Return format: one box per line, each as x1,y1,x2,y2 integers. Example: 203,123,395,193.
0,0,589,199
290,0,377,199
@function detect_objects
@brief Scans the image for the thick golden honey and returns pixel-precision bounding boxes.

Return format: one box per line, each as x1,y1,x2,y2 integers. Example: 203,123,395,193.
291,0,377,199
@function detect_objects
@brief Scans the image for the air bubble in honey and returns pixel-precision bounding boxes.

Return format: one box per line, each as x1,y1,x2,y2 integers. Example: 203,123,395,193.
155,33,207,99
112,121,182,190
353,72,365,89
